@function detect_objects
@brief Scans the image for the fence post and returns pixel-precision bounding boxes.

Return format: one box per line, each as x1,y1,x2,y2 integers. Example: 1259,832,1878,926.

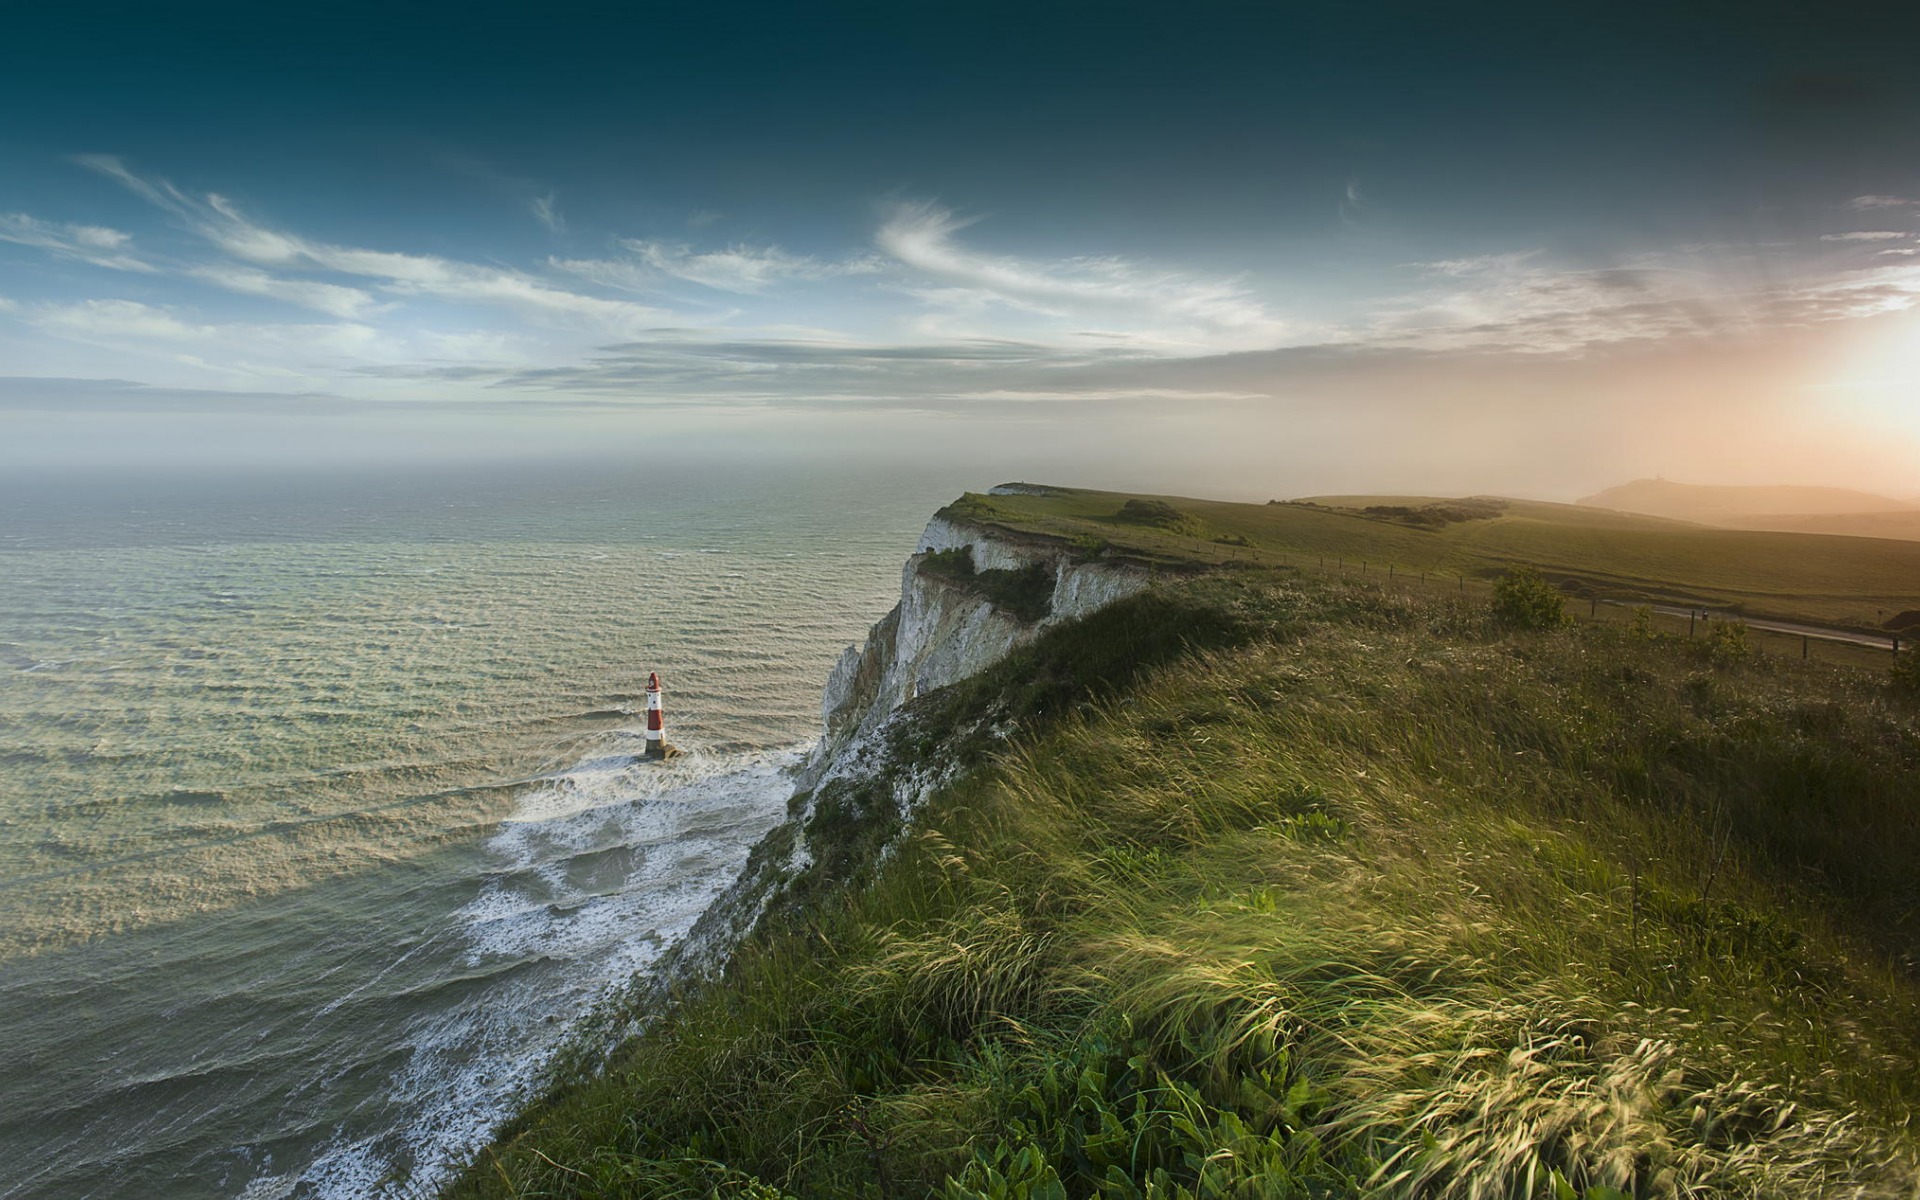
1689,611,1696,637
1802,636,1809,660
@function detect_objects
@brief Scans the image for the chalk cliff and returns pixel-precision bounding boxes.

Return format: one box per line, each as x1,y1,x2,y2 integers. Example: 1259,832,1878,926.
656,500,1149,983
806,512,1149,785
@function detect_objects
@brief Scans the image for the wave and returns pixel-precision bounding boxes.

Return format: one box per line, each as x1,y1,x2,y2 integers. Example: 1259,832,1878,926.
253,743,801,1199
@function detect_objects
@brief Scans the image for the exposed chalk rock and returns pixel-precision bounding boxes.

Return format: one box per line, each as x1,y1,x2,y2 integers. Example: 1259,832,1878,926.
803,513,1148,786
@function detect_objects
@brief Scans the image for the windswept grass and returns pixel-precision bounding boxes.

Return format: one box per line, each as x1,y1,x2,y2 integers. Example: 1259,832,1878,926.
449,572,1920,1199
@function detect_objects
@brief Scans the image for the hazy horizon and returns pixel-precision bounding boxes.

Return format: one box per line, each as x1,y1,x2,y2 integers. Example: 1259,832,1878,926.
4,0,1918,498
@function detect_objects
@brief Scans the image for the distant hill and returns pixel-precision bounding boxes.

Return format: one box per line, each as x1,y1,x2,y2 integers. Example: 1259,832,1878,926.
1579,479,1915,524
1715,510,1920,543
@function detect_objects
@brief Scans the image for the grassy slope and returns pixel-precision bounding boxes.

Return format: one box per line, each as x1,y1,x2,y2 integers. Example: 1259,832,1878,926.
959,487,1920,628
449,562,1920,1199
1717,511,1920,544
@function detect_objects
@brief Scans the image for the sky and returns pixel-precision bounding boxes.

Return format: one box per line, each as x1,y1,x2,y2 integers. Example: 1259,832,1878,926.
2,0,1918,498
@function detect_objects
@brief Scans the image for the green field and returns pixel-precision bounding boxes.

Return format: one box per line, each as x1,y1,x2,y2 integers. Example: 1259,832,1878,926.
959,486,1920,629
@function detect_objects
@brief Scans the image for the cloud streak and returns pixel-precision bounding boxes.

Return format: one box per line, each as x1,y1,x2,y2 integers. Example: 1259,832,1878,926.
556,239,880,295
0,212,154,272
78,156,669,335
873,201,1291,351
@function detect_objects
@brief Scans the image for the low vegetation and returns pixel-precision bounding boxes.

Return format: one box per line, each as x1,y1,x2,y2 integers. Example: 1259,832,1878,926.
950,485,1920,629
918,546,1055,623
1114,498,1212,540
1492,565,1571,630
451,567,1920,1199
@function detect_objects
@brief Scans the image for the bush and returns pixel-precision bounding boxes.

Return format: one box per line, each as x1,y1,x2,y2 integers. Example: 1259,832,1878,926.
920,546,976,578
1114,498,1207,538
1491,566,1570,630
1704,618,1752,666
1892,647,1920,695
1070,533,1111,560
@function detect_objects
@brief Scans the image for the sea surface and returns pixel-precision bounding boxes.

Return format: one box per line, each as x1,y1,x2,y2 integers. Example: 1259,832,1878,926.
0,458,964,1199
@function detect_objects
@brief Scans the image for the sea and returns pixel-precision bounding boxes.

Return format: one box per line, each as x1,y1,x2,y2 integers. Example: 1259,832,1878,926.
0,457,969,1199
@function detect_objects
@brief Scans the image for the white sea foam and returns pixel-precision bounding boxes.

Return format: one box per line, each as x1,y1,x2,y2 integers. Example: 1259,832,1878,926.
270,744,800,1199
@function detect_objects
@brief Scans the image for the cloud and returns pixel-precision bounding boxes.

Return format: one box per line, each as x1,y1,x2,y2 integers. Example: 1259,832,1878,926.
1371,241,1920,354
16,296,526,381
1338,179,1367,228
32,298,218,341
186,264,386,318
0,212,154,272
1820,231,1910,242
1849,195,1917,210
79,156,667,335
557,239,880,295
874,201,1290,351
359,329,1159,406
530,194,564,233
1363,258,1731,353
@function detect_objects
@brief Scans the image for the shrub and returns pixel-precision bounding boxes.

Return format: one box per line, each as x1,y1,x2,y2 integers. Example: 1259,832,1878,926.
1070,533,1110,560
1704,618,1752,666
1115,499,1208,538
1630,606,1655,639
920,546,976,578
1892,647,1920,695
1491,566,1570,630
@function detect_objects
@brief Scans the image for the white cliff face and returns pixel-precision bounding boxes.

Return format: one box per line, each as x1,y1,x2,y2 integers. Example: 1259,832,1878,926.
806,514,1148,784
653,505,1152,991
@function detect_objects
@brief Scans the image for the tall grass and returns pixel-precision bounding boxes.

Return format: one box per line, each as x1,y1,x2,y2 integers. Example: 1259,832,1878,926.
447,572,1920,1199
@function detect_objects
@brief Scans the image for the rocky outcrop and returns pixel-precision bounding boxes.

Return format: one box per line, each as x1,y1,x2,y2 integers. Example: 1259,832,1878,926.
803,513,1149,787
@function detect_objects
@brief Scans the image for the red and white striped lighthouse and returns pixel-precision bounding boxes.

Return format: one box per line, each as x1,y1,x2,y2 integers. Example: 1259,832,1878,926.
643,672,665,758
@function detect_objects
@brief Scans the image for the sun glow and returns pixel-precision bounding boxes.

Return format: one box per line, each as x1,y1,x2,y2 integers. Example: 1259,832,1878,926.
1818,307,1920,435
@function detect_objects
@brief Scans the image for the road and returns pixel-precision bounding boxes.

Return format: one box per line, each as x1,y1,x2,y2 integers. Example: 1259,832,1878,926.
1598,600,1902,652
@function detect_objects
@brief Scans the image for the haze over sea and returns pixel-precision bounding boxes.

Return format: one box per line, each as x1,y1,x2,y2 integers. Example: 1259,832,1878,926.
0,458,966,1199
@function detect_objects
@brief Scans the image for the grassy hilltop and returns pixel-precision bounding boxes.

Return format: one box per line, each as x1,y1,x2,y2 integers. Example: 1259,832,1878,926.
449,489,1920,1200
951,485,1920,630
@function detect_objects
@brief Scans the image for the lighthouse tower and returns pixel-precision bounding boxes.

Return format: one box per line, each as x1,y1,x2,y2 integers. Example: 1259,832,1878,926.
643,672,666,759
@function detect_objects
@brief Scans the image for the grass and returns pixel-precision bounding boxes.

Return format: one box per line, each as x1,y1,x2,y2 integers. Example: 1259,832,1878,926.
447,566,1920,1199
939,487,1920,630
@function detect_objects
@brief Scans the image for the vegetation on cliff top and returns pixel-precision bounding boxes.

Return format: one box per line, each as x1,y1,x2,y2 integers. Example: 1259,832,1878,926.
449,560,1920,1199
939,485,1920,630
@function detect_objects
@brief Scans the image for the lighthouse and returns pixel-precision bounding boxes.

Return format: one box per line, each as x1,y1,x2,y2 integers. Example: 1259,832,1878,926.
643,671,666,759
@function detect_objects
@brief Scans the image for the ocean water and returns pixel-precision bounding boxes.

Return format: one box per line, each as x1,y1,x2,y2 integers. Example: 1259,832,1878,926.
0,459,962,1199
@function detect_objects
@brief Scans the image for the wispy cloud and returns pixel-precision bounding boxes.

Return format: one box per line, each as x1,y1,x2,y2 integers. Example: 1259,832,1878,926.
530,194,564,233
874,201,1290,351
1849,195,1917,210
1338,179,1368,229
19,296,524,380
1820,231,1910,242
556,239,879,295
78,156,668,335
186,264,386,319
0,212,154,272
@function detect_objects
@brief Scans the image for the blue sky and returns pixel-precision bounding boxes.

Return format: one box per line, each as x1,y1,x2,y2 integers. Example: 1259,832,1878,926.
3,0,1918,495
